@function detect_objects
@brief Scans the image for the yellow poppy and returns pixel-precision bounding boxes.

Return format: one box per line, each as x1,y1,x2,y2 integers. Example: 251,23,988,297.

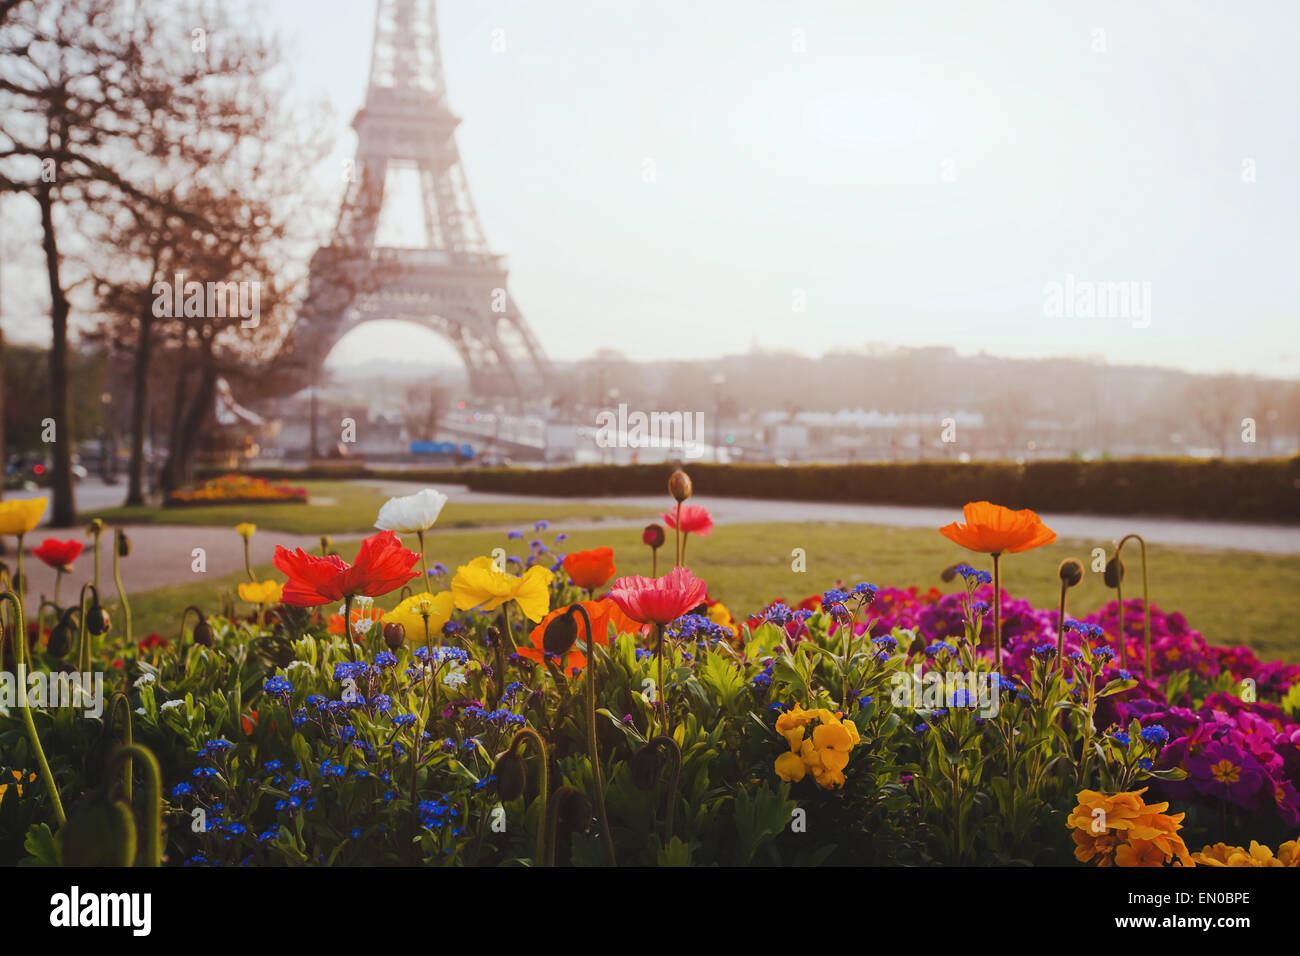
383,591,454,639
451,556,554,623
0,498,47,536
235,523,257,540
238,579,283,604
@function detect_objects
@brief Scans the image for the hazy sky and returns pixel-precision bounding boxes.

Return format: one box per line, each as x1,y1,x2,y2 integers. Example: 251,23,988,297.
6,1,1299,376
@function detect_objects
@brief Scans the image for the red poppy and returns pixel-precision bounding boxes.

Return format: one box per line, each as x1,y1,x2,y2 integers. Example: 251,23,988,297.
607,567,708,627
272,531,420,607
661,504,713,537
139,633,169,651
32,537,84,570
562,547,617,590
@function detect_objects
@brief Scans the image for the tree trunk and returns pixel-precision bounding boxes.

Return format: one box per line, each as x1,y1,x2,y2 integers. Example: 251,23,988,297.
126,308,153,505
162,344,217,492
160,354,189,494
38,181,76,527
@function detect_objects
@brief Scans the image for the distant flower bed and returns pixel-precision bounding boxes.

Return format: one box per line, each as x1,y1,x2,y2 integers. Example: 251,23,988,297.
166,474,308,507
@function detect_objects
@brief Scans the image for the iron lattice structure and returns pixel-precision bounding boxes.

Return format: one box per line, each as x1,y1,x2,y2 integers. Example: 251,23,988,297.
280,0,550,399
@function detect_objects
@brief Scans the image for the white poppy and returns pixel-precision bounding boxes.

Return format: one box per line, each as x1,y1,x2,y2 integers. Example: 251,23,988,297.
375,488,449,534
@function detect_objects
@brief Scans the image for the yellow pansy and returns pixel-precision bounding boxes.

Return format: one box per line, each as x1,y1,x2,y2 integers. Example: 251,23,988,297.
774,750,806,783
383,591,455,639
235,523,257,540
238,579,283,604
0,498,47,536
774,705,814,736
450,556,554,622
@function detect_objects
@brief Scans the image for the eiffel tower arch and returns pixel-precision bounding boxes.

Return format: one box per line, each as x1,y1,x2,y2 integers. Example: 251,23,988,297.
278,0,551,401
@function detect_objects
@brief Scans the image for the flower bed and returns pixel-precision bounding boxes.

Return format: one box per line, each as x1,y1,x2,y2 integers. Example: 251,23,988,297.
166,474,308,507
0,477,1297,868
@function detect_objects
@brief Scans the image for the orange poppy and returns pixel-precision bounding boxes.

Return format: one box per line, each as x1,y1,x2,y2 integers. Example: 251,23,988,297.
518,598,639,672
939,501,1056,554
562,547,617,590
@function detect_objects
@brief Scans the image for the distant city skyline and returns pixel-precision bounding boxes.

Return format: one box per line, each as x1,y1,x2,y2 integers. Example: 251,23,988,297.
3,0,1297,379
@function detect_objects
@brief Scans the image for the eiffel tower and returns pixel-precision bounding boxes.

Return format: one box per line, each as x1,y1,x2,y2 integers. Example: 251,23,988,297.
279,0,550,400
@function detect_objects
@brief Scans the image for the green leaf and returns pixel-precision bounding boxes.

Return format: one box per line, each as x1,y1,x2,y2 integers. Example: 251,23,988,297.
656,836,693,866
19,823,61,867
1097,678,1138,698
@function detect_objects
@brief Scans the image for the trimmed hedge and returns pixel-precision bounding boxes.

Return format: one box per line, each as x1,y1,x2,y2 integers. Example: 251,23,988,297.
210,457,1300,523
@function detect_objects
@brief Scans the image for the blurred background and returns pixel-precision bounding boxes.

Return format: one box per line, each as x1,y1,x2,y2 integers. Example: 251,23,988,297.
2,0,1297,521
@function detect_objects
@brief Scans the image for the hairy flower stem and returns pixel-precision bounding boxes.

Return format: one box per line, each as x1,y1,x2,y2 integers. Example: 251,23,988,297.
501,607,517,652
1116,534,1151,678
416,530,430,583
91,527,102,592
651,622,667,741
573,604,616,866
110,692,134,803
649,734,682,841
344,593,357,662
113,533,132,646
673,501,682,567
14,533,25,597
1056,579,1068,668
507,728,550,865
0,590,66,825
77,583,99,675
991,552,1003,669
242,538,255,583
411,612,433,847
544,786,583,866
110,744,162,866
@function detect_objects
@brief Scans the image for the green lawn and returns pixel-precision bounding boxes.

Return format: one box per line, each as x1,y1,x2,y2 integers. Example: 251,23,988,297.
85,480,648,535
116,520,1300,663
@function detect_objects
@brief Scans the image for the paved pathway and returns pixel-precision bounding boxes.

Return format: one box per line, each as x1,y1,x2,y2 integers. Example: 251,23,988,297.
359,479,1300,554
3,478,1296,603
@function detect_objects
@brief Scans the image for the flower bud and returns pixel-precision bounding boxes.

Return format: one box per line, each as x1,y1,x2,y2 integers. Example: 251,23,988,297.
495,749,527,801
1103,555,1125,589
1057,558,1084,589
642,523,665,550
85,518,105,537
542,610,579,656
116,530,131,557
383,621,406,650
86,605,111,636
48,620,72,658
668,468,692,503
193,617,215,647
